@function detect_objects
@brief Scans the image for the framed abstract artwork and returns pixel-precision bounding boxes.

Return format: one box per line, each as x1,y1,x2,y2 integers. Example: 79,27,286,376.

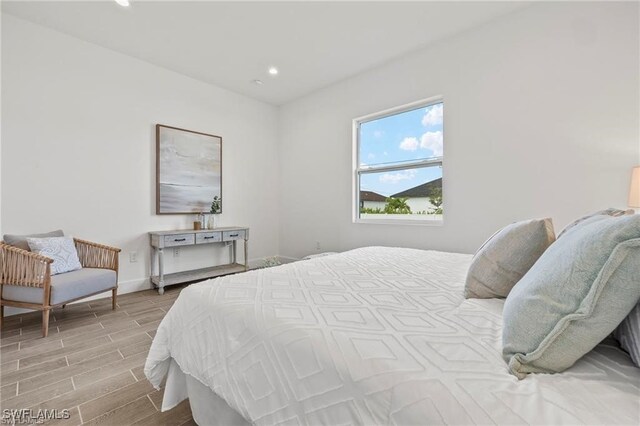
156,124,222,214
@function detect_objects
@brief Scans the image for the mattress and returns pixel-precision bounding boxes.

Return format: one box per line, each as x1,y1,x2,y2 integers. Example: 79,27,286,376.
145,247,640,425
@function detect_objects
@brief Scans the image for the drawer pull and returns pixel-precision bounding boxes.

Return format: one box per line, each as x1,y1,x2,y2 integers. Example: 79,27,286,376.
204,236,215,240
229,234,239,237
174,238,186,242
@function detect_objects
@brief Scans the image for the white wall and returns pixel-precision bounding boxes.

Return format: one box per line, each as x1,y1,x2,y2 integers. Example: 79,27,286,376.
0,5,3,239
404,198,436,216
1,15,281,298
361,200,386,210
279,1,639,259
2,2,639,300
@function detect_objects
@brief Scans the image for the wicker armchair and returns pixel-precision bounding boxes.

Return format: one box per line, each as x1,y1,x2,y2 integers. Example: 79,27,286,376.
0,238,121,337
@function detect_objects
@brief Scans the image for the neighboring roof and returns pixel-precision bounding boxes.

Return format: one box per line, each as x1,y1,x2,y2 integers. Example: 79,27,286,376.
360,191,387,202
390,178,442,198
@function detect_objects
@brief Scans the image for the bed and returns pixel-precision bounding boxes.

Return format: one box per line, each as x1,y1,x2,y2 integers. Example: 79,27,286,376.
145,247,640,425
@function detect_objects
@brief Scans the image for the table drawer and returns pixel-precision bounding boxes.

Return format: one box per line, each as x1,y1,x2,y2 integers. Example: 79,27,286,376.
223,230,245,241
196,232,222,244
163,234,195,247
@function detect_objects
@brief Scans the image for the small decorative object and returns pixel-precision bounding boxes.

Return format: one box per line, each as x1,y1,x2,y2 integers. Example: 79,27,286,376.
210,196,222,214
197,213,206,229
156,124,222,214
262,256,281,268
193,221,201,230
208,196,222,229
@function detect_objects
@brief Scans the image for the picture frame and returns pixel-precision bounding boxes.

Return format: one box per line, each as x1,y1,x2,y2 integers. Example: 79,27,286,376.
156,124,222,214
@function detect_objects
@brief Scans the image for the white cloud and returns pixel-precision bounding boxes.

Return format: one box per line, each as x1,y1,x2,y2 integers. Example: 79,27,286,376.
399,137,419,151
373,130,384,138
420,131,443,157
379,169,418,184
422,104,443,127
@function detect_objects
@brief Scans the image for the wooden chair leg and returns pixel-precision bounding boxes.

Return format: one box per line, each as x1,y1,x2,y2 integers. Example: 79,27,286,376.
42,309,51,338
112,288,117,310
0,305,4,330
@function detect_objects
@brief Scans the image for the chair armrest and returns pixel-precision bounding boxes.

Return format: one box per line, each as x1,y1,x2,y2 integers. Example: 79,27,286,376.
0,243,52,288
74,239,121,271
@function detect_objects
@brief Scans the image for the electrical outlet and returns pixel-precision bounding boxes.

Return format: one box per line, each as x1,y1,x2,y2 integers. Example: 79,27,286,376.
173,248,180,258
129,251,138,263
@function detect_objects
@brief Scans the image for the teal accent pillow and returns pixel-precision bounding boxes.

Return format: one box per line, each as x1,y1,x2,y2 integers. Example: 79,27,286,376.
557,208,634,239
502,214,640,379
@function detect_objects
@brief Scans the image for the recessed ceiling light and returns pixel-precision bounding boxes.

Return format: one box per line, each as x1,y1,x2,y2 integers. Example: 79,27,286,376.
115,0,130,7
268,67,279,76
252,79,264,85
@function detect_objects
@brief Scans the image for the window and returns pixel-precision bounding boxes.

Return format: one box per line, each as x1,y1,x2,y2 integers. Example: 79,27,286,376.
354,98,443,224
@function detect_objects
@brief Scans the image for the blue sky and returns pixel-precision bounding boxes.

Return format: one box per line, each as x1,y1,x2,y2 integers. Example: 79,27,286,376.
359,103,443,197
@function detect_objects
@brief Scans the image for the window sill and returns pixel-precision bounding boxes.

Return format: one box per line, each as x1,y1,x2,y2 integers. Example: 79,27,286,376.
354,217,444,226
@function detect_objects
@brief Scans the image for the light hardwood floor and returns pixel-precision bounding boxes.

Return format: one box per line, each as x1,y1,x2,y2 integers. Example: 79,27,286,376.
0,285,194,426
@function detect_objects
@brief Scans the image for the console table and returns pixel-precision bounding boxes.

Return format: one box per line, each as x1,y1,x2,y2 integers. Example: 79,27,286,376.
149,226,249,295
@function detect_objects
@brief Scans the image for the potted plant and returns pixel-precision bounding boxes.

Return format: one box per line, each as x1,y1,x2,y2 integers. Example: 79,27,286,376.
208,196,221,229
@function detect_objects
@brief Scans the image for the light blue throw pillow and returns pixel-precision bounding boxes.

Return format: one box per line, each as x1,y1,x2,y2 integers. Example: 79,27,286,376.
557,208,633,239
27,236,82,275
502,214,640,379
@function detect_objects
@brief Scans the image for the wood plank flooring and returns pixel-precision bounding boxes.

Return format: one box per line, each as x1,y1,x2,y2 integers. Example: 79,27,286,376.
0,285,195,426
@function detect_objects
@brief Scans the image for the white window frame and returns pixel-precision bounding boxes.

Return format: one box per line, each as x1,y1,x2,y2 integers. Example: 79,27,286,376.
352,96,444,225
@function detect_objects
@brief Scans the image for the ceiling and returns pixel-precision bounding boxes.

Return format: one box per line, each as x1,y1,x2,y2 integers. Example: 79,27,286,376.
2,1,530,105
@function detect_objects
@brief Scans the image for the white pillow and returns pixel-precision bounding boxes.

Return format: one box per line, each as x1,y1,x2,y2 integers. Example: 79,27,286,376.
27,236,82,275
464,218,556,299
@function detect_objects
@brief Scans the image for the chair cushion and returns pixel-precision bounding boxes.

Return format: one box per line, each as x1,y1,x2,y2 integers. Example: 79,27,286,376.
2,268,117,305
3,230,64,251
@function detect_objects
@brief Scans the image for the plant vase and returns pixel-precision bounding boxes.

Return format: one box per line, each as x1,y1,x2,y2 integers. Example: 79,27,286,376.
207,214,216,229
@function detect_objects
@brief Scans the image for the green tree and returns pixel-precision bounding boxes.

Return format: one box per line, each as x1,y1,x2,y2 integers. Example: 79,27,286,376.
428,188,443,215
384,197,412,214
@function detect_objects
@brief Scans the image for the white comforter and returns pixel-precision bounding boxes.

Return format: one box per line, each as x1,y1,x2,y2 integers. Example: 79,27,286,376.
145,247,640,425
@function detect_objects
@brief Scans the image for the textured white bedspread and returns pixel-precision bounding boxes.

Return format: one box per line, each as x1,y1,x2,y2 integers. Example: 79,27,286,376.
145,247,640,425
